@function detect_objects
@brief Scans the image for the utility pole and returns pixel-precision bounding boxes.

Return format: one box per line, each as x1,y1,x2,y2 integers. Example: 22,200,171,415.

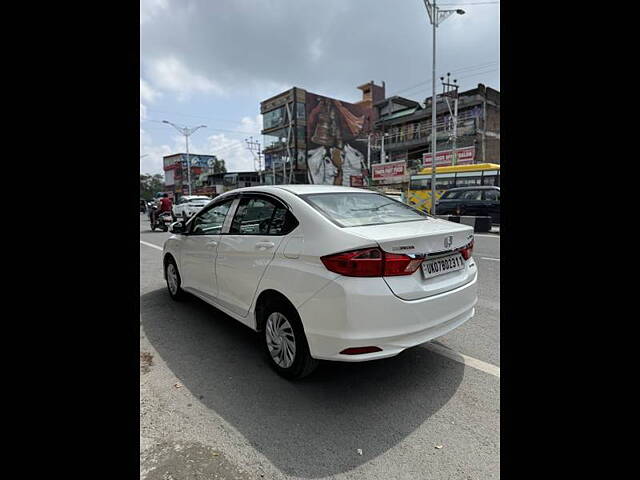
245,136,263,184
422,0,465,215
162,120,207,196
441,72,460,165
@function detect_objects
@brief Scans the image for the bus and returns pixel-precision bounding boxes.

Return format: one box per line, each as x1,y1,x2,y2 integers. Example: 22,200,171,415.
408,163,500,213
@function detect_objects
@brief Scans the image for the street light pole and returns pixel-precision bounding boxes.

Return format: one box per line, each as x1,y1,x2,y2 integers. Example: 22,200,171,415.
422,0,465,215
162,120,207,196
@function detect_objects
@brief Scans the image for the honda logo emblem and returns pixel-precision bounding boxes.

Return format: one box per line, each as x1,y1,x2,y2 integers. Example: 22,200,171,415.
444,235,453,249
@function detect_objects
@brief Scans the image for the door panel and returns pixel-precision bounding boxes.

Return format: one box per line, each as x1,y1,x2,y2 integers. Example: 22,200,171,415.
179,199,233,296
215,196,288,317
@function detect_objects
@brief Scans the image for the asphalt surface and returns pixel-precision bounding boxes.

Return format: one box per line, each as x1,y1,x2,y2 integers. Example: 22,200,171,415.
140,213,500,479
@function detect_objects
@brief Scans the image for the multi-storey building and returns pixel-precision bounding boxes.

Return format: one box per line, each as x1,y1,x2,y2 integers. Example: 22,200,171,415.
260,81,385,186
373,83,500,173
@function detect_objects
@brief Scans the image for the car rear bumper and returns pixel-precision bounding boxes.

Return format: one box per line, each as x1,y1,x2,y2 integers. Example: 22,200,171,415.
298,269,478,361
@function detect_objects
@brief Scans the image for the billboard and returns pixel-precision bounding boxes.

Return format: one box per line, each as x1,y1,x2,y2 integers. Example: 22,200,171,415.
422,146,475,167
306,93,373,186
372,160,407,184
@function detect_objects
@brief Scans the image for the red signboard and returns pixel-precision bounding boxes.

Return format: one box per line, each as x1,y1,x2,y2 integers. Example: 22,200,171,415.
350,175,364,187
372,160,407,181
422,146,475,167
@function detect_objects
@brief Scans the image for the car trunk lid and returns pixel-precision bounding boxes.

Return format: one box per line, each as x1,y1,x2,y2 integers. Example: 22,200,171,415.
346,218,475,300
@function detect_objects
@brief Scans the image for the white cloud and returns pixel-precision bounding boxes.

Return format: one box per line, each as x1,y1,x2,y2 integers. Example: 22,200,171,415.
140,0,168,25
147,56,224,100
205,134,255,172
140,78,160,103
140,128,172,176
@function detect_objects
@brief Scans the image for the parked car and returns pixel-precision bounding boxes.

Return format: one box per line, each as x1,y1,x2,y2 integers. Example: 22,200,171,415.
162,185,478,379
435,186,500,224
172,195,212,221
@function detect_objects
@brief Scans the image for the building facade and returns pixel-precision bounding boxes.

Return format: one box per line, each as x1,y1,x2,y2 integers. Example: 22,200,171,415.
370,83,500,189
163,153,220,199
260,81,385,186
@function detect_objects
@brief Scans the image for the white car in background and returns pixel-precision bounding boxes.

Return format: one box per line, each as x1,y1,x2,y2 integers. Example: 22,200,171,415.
162,185,477,379
172,195,212,221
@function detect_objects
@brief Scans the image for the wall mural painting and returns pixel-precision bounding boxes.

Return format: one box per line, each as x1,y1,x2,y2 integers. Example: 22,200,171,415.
306,94,371,186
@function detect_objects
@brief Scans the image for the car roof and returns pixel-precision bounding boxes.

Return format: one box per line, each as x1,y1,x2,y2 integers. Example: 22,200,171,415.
217,185,375,197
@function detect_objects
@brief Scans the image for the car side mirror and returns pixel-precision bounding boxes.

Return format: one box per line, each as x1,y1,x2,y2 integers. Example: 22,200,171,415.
169,221,186,234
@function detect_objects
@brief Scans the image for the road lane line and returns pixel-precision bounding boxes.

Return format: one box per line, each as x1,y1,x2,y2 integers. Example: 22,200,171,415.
480,257,500,261
140,240,163,251
139,236,500,378
425,342,500,378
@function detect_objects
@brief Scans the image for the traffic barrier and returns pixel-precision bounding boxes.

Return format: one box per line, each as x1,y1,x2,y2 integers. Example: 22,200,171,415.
436,215,492,233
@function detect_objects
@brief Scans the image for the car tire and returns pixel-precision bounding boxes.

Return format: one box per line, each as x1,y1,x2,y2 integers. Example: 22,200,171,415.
262,300,318,380
165,257,186,301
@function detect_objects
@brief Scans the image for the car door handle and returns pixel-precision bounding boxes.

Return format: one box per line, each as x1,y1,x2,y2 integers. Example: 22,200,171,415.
206,240,218,247
255,241,275,250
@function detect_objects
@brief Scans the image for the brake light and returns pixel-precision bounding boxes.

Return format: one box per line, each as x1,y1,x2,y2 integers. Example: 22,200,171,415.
321,248,424,277
459,239,474,260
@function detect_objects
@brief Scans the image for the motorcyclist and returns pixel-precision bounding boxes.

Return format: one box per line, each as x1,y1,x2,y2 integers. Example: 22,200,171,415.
152,193,173,225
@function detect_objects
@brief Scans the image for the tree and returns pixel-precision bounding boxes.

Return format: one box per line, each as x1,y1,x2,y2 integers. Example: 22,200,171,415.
140,173,165,200
213,158,227,174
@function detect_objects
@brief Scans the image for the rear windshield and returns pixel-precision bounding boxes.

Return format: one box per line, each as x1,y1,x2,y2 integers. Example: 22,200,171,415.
303,192,429,227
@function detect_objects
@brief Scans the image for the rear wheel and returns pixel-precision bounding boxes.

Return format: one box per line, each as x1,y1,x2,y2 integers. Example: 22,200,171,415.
262,300,318,380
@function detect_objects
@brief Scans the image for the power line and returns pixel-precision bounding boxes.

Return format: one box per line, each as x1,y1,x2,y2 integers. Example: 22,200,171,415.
386,61,499,98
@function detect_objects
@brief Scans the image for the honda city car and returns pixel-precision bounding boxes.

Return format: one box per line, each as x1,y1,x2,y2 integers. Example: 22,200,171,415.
162,185,478,379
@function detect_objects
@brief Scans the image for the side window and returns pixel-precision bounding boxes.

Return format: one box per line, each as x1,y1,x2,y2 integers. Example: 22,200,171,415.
269,208,299,235
484,189,499,201
190,200,232,235
230,196,298,235
461,190,482,200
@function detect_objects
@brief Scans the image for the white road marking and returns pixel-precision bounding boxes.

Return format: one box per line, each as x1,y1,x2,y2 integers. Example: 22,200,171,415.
140,240,163,251
474,234,500,239
139,235,500,378
425,342,500,378
480,257,500,261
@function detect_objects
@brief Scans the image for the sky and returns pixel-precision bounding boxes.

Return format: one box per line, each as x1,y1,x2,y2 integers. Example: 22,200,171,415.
140,0,500,176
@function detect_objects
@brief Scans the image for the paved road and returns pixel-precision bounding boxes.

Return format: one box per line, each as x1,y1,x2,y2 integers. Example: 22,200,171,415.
140,214,500,479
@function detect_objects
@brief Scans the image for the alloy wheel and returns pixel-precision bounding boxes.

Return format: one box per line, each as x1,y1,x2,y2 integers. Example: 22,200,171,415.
167,263,178,295
265,312,297,368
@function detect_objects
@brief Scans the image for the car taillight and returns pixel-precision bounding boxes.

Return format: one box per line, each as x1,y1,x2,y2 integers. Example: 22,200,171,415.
321,248,423,277
459,239,474,260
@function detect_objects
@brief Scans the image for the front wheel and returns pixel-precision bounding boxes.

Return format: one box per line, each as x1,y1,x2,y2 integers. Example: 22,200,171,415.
263,301,318,380
150,220,156,232
165,258,186,300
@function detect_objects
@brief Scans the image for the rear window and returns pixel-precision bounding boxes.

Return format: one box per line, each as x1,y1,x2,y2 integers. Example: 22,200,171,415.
303,192,428,227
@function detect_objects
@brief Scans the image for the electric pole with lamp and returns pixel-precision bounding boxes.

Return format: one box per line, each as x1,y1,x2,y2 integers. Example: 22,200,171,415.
421,0,465,214
162,120,207,196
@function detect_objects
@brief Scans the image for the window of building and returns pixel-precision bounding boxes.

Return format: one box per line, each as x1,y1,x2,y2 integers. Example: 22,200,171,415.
263,107,285,129
296,103,305,120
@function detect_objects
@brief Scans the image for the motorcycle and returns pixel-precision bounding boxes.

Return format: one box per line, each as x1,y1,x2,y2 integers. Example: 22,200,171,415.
149,206,175,232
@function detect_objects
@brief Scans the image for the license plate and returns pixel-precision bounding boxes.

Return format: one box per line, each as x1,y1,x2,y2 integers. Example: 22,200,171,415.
421,253,465,279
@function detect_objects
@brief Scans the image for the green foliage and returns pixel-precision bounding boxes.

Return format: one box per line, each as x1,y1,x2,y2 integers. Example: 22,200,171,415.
212,158,227,174
140,173,165,201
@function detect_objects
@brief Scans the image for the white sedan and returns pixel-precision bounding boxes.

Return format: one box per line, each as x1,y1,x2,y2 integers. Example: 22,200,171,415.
172,195,212,220
162,185,477,379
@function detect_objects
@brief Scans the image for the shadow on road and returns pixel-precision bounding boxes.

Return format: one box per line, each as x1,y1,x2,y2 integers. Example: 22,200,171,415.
141,288,465,478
